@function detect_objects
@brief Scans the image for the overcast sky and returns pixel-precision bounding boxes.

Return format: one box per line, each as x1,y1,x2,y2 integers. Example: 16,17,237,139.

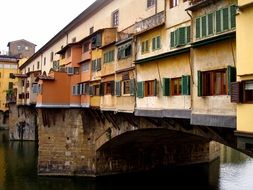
0,0,96,52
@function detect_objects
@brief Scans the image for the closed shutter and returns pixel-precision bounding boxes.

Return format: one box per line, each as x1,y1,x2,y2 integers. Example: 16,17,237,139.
79,84,83,95
130,79,135,96
110,81,115,96
153,79,157,96
230,5,236,28
182,75,191,95
179,27,186,46
96,33,102,47
152,38,156,50
223,8,229,31
186,26,191,44
216,10,222,33
170,31,175,48
141,42,145,53
97,58,101,71
115,81,121,96
197,71,202,96
227,66,236,95
202,15,207,37
196,17,201,39
92,61,95,71
99,83,104,96
231,82,242,103
157,36,161,49
208,13,214,35
163,78,170,96
137,81,144,98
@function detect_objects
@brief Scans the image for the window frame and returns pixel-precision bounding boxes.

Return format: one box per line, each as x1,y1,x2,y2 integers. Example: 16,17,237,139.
152,36,161,51
171,77,182,96
112,10,119,27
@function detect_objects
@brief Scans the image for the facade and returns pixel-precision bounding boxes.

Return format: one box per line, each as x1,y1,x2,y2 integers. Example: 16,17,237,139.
232,0,253,149
7,39,36,58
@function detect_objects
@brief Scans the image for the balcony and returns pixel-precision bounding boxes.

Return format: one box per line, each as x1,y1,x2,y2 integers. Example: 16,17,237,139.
186,0,219,11
135,11,165,35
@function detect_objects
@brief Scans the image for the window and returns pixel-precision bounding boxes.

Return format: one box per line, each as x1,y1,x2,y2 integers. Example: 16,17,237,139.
112,10,119,27
33,65,34,71
81,62,89,72
105,82,112,95
170,0,179,8
17,46,21,51
44,57,46,66
53,61,59,70
79,83,89,95
66,49,71,58
196,5,236,39
72,37,76,43
171,78,182,96
91,58,102,72
90,27,94,34
170,26,190,48
123,80,130,95
118,43,132,59
141,40,149,54
72,85,80,96
104,50,115,63
9,73,15,79
231,80,253,103
89,85,100,96
137,80,157,97
147,0,155,8
198,68,235,96
83,42,90,53
152,36,161,51
115,79,135,96
37,61,40,69
244,81,253,102
50,52,54,62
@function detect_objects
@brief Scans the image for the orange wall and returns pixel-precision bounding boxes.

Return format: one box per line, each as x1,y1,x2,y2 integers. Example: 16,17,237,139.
103,29,117,46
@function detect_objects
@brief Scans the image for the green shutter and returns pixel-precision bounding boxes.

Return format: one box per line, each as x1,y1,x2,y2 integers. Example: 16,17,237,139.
181,75,190,95
130,79,135,96
99,83,104,96
207,13,214,35
111,81,115,96
137,81,144,98
141,42,145,53
202,16,207,37
216,10,222,33
153,79,157,96
186,26,191,44
175,28,180,47
230,5,236,28
163,78,170,96
223,8,229,31
197,71,202,96
196,17,201,39
97,59,101,71
179,27,186,46
157,36,161,49
170,31,175,48
152,38,155,50
227,66,236,95
116,81,121,97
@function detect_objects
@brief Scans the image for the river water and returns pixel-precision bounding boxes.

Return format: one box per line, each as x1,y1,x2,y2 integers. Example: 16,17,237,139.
0,130,253,190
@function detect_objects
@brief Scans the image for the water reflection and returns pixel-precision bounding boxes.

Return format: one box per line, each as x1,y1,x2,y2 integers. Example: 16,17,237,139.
0,130,253,190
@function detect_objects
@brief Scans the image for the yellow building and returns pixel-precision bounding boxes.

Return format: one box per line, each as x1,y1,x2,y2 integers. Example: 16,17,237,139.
0,55,18,111
233,0,253,148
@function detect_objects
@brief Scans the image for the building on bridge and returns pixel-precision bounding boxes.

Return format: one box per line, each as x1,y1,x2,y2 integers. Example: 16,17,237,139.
8,0,253,177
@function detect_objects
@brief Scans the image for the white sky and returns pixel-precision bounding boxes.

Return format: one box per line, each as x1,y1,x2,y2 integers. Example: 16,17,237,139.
0,0,96,52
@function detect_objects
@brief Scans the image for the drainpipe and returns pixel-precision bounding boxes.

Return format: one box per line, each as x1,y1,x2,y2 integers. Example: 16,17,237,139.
186,10,194,110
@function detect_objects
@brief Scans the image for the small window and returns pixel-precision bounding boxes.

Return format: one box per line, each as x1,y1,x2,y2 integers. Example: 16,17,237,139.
17,46,21,51
112,10,119,27
152,36,161,51
171,78,182,96
81,62,89,72
144,80,157,97
37,61,40,69
66,49,71,58
44,57,46,66
170,0,179,8
83,42,90,53
147,0,155,8
72,37,76,43
141,40,149,54
93,85,100,96
50,52,54,62
244,81,253,102
123,80,130,95
90,27,94,34
104,50,115,63
118,43,132,60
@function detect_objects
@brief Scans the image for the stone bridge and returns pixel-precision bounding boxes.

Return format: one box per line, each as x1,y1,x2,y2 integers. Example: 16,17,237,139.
33,108,247,177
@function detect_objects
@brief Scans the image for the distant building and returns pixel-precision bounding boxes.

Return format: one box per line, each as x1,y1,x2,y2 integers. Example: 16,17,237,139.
7,39,36,58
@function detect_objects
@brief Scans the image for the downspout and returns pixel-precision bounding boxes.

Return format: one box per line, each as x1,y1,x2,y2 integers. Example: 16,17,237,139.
186,10,194,110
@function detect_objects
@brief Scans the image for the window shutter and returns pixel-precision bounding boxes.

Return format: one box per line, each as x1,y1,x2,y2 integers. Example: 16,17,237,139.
153,79,157,96
207,13,214,35
223,8,229,31
175,28,180,47
130,79,135,96
137,81,144,98
197,71,202,96
231,82,242,103
115,81,121,97
230,5,236,28
157,36,161,49
89,86,94,96
97,59,101,71
100,83,104,96
196,18,201,39
202,16,207,37
110,81,115,96
182,75,191,95
163,78,170,96
170,31,175,48
79,84,83,95
186,26,191,44
141,42,145,53
96,33,102,47
83,83,86,95
152,38,155,50
216,10,222,33
179,27,186,46
227,66,236,95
